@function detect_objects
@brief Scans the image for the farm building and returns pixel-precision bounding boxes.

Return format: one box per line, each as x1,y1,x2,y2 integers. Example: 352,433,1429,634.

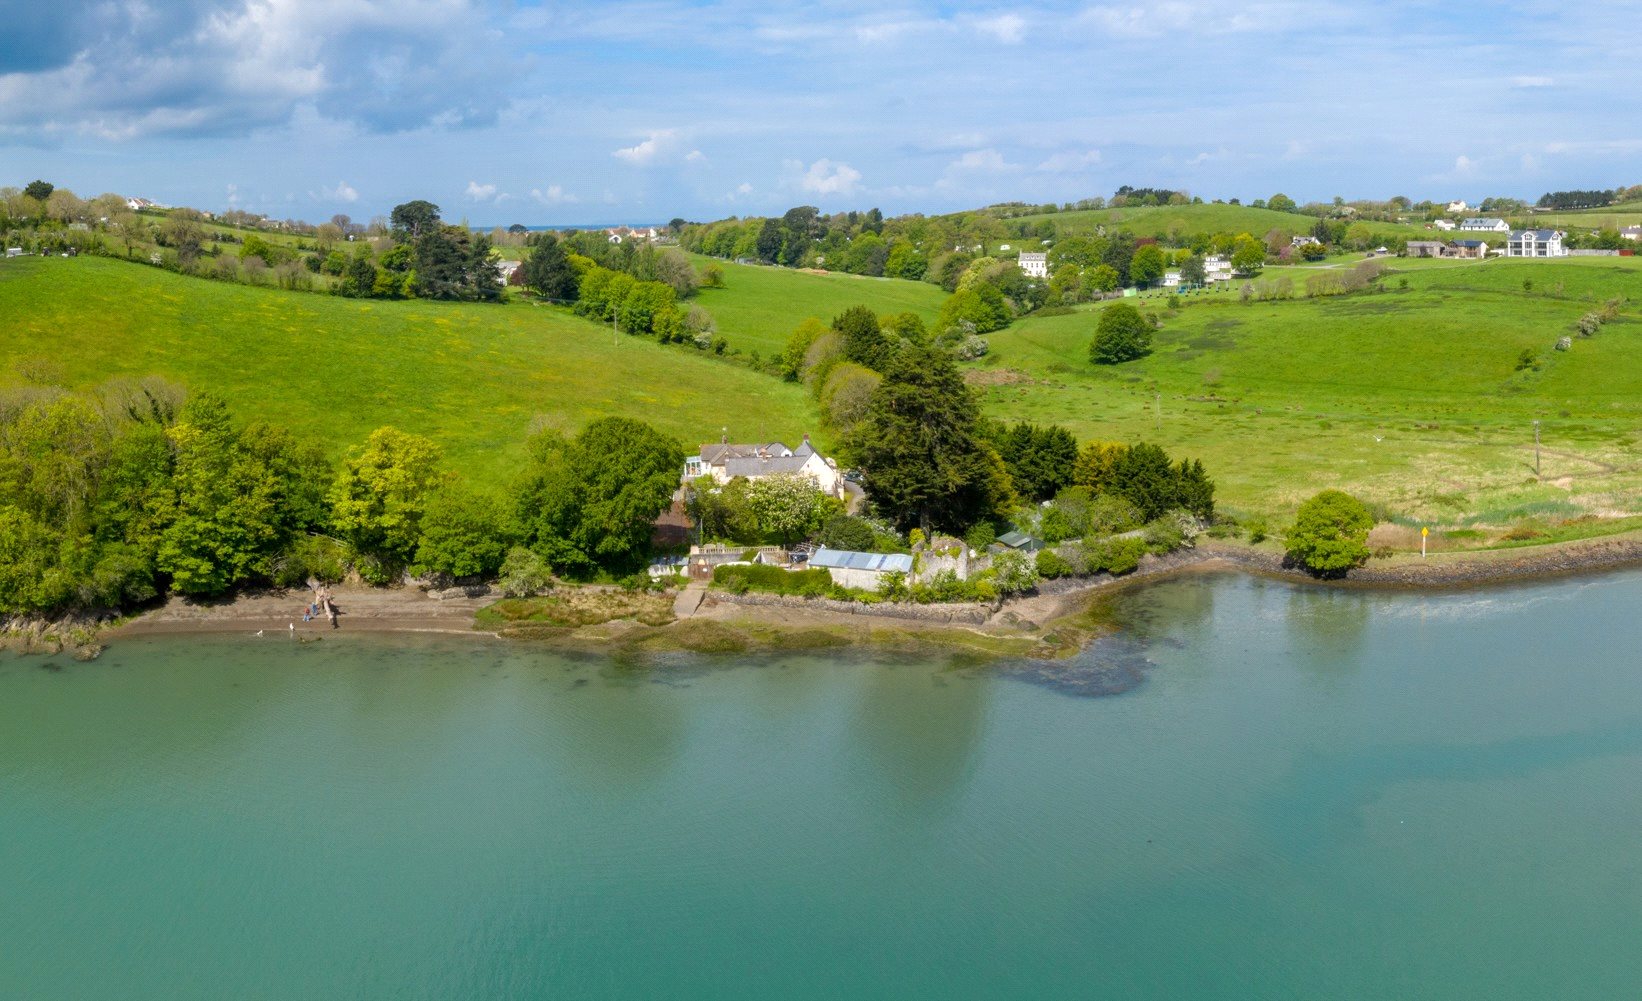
1459,217,1510,233
808,548,914,590
1449,239,1489,258
1018,251,1048,278
1621,226,1642,242
1407,241,1445,258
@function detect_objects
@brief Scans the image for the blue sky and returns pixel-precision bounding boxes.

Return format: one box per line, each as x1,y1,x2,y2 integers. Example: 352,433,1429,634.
3,1,1639,223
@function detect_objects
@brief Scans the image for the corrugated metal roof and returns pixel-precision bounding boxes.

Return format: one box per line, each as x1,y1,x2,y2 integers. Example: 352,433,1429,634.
809,547,913,573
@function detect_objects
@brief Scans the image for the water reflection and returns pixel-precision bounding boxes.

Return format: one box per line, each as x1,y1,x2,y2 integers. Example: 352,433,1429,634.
1283,587,1370,681
848,658,992,812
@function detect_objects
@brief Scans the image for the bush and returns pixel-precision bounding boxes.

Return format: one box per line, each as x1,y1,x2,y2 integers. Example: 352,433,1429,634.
1084,536,1146,575
1143,516,1186,554
498,547,553,597
990,550,1040,594
273,535,348,588
964,521,997,551
712,563,833,597
1035,549,1073,578
877,570,909,600
1246,518,1269,544
819,514,875,551
1285,490,1373,576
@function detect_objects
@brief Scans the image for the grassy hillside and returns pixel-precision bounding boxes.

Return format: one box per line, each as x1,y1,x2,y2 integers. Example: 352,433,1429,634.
972,256,1642,531
0,256,820,480
1522,202,1642,230
691,256,948,357
1017,202,1319,239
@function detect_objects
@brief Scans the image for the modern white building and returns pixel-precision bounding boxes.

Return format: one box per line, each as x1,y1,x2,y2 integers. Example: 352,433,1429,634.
1018,251,1048,278
1504,230,1567,258
1446,200,1470,214
1204,255,1233,281
1432,219,1457,232
1459,217,1510,233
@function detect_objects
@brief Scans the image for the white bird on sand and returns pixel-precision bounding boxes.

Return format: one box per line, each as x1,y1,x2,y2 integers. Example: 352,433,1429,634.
288,622,295,634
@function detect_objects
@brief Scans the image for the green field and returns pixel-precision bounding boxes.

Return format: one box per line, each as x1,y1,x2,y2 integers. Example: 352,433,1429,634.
1520,202,1642,230
1006,203,1427,243
973,256,1642,531
0,256,821,479
691,256,948,357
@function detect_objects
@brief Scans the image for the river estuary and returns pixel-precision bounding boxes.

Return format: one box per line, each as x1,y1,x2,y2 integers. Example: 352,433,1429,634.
4,569,1641,998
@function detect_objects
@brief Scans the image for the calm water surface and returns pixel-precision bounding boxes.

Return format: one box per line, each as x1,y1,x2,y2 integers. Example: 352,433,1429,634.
4,570,1642,999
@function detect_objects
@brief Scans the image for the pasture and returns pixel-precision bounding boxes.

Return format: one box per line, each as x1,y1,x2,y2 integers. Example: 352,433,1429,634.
0,256,821,481
973,256,1642,532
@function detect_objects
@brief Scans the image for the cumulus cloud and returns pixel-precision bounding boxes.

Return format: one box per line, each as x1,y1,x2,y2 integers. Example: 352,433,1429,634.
795,158,863,196
0,0,508,139
685,149,707,163
613,129,679,164
737,182,753,194
465,180,498,201
950,148,1018,172
1453,154,1477,175
320,180,359,203
531,185,578,204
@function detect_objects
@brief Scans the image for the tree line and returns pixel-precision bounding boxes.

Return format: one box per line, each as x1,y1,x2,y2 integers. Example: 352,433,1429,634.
0,383,684,618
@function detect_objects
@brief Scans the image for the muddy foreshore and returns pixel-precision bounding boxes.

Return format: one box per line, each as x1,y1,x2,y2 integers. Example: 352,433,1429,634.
8,533,1642,661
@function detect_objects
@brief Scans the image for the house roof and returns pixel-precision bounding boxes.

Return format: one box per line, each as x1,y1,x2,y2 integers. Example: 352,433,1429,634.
809,547,913,573
1509,230,1562,240
721,454,817,478
1461,217,1506,226
996,530,1041,549
700,442,794,464
1451,239,1487,247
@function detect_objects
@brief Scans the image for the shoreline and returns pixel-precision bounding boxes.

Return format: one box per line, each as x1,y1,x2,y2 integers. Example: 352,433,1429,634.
9,532,1642,658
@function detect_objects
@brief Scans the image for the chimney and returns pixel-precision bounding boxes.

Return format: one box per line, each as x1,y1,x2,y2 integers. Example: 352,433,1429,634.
802,432,811,443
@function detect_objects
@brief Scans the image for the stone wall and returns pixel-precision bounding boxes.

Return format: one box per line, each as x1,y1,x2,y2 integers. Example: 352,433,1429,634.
710,591,993,625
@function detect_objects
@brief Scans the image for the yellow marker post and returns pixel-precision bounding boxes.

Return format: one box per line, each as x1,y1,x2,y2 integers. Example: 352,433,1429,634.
1421,526,1428,558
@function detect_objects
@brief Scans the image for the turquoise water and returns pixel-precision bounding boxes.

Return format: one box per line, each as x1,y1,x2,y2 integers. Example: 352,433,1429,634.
4,570,1642,999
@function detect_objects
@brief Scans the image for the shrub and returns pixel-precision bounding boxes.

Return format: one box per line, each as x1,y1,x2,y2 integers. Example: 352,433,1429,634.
964,521,997,551
1036,549,1073,578
1285,490,1373,576
1143,517,1186,553
712,563,833,597
498,547,553,597
818,514,875,552
1246,518,1269,544
273,535,348,588
991,550,1040,594
877,570,909,600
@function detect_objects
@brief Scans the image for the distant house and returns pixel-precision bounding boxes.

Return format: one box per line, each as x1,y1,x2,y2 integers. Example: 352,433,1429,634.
808,547,914,590
125,197,156,211
1018,251,1048,279
1432,219,1457,232
1504,230,1566,258
1291,235,1322,248
685,434,843,497
1161,270,1182,288
1203,254,1234,282
1446,200,1470,214
1459,217,1510,233
1448,239,1489,259
1407,241,1445,258
494,259,522,284
1621,226,1642,242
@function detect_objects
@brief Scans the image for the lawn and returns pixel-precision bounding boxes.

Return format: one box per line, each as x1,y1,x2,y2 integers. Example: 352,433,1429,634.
971,256,1642,528
0,256,821,481
690,256,948,358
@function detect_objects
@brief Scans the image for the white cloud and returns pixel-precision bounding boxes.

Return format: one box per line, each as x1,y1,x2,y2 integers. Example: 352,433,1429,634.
465,180,498,201
612,129,679,164
1037,149,1102,172
685,149,707,163
951,148,1018,172
1453,155,1476,175
530,185,578,205
320,180,359,202
737,182,753,194
226,183,240,206
969,13,1026,44
796,158,863,196
1511,75,1554,88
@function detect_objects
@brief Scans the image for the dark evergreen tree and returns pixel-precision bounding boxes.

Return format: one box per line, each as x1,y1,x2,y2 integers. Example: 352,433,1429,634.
833,305,892,371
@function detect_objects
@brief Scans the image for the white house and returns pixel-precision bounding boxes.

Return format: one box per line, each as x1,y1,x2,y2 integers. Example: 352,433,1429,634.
1504,230,1567,258
1620,226,1642,242
1161,270,1182,288
1017,251,1048,278
1459,217,1510,233
1204,255,1233,282
494,259,522,283
1446,200,1470,214
1292,235,1322,248
1432,219,1457,232
684,435,844,497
